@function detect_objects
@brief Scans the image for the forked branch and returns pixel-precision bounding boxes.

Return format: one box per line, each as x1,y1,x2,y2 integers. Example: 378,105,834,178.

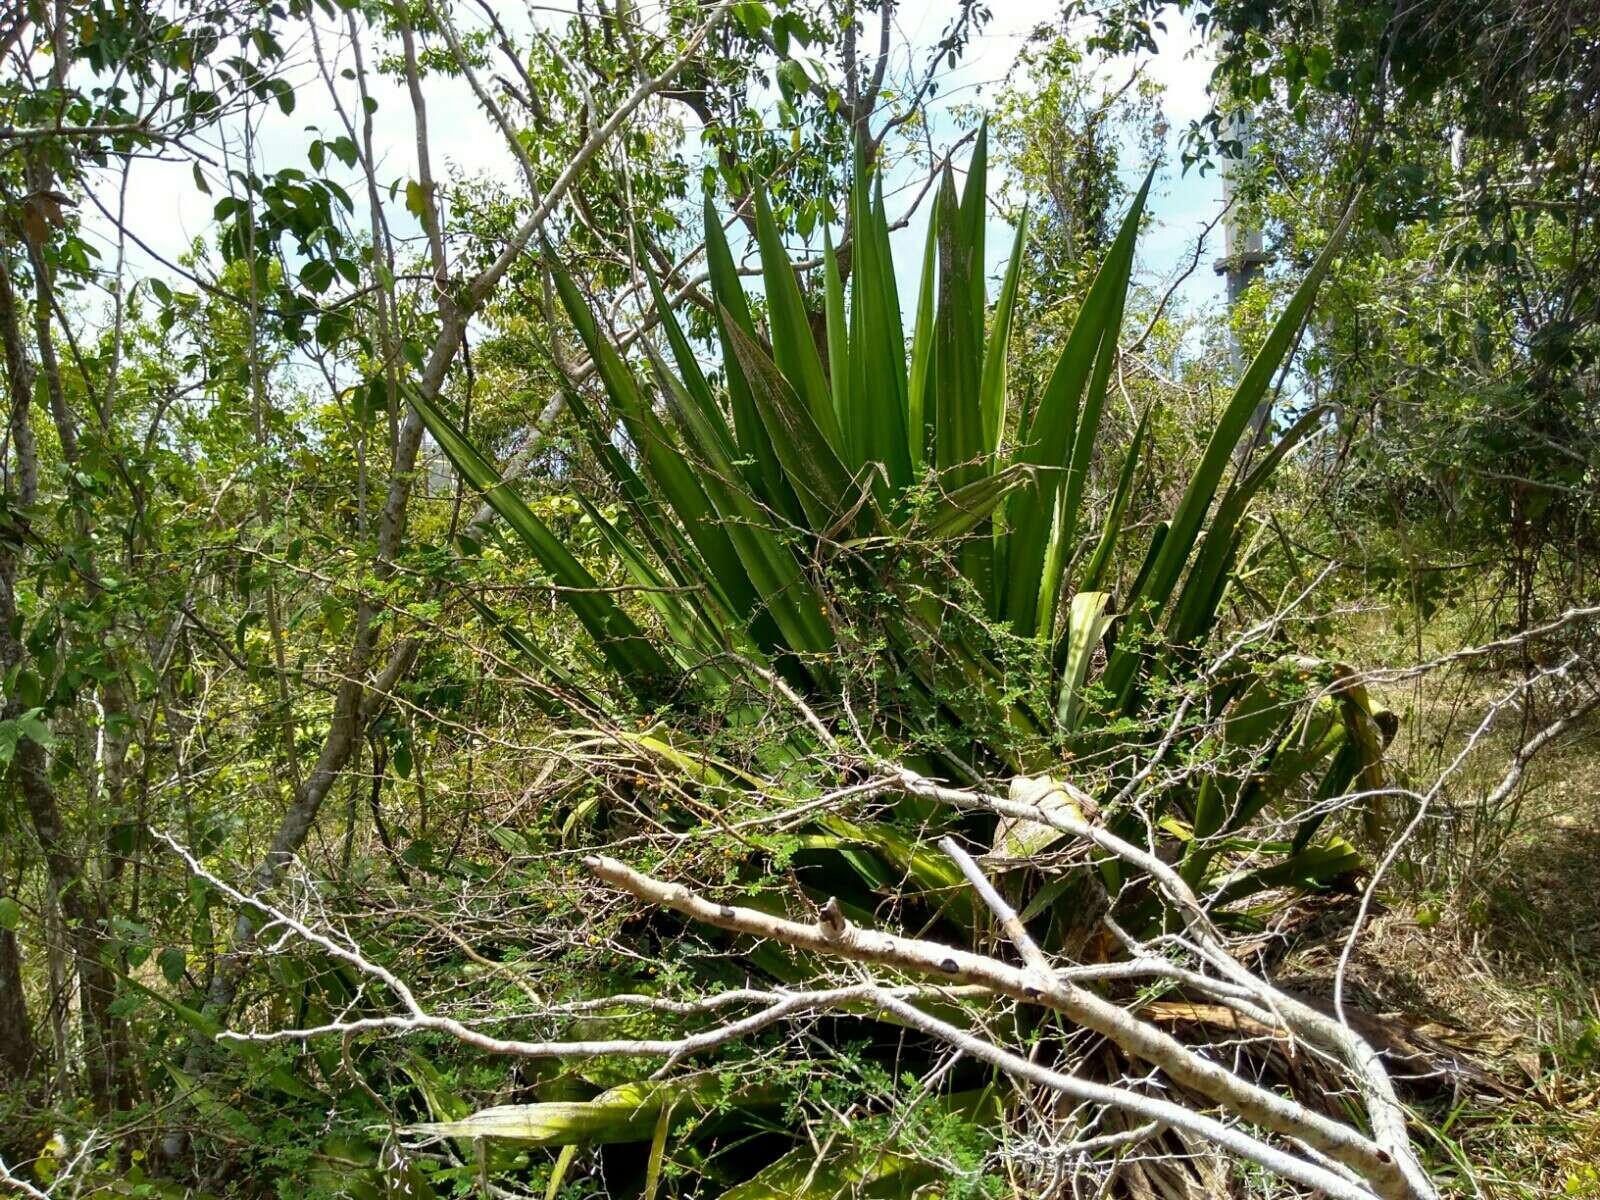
584,848,1433,1200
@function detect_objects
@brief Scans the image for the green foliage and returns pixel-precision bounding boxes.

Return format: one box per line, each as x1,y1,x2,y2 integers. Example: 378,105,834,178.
406,130,1397,1188
421,125,1376,846
1076,0,1600,626
24,1,1584,1194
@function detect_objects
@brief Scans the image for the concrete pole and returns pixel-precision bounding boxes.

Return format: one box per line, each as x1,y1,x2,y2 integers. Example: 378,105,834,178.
1214,105,1274,444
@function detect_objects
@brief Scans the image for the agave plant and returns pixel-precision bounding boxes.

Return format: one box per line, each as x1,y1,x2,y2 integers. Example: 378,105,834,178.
413,128,1383,875
407,131,1391,1187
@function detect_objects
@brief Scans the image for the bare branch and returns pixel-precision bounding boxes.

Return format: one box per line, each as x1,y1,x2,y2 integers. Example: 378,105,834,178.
583,853,1426,1199
893,767,1434,1200
937,835,1053,977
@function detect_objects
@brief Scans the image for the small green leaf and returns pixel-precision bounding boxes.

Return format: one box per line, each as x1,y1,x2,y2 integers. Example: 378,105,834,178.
320,594,345,637
17,710,52,749
300,259,335,294
0,897,20,931
733,2,771,35
159,946,187,985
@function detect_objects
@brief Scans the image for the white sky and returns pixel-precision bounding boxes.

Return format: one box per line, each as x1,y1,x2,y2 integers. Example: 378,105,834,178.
82,1,1225,338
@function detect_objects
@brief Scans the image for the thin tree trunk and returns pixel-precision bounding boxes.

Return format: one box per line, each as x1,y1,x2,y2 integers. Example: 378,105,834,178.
0,924,36,1086
0,255,127,1114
